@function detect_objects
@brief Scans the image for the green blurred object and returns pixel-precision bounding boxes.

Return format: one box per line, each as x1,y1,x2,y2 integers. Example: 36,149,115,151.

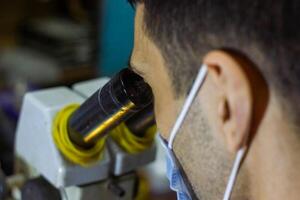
99,0,134,76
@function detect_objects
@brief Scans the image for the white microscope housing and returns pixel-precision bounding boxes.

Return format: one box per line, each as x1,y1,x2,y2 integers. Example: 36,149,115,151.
15,78,157,199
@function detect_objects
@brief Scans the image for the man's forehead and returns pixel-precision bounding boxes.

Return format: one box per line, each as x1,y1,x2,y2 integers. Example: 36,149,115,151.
133,5,147,53
132,5,158,74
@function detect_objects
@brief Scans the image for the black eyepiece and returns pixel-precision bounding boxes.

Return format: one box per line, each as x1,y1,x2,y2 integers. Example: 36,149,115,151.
67,68,153,147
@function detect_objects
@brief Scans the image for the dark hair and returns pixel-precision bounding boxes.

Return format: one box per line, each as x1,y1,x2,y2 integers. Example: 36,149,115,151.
130,0,300,120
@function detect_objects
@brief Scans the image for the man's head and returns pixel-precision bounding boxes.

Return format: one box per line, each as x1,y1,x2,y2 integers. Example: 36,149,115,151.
129,0,300,199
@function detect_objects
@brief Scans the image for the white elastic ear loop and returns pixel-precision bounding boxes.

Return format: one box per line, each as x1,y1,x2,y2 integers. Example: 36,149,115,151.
168,64,208,149
223,147,247,200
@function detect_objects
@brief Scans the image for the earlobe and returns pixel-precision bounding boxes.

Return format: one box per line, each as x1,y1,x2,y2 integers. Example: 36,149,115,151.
203,50,253,153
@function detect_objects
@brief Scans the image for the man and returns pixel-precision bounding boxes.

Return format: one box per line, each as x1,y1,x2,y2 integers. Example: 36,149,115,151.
128,0,300,199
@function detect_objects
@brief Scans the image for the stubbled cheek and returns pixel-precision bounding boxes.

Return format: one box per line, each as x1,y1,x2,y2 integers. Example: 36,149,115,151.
154,97,181,140
155,108,173,139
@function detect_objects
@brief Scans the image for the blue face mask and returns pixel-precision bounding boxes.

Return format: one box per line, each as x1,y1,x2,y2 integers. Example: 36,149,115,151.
160,64,247,200
160,138,193,200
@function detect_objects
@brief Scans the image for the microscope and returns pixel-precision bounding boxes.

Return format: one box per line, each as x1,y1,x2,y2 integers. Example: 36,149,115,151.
14,68,157,200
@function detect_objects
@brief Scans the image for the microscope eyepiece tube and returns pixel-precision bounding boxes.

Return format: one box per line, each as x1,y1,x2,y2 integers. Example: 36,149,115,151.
125,105,155,137
68,68,153,147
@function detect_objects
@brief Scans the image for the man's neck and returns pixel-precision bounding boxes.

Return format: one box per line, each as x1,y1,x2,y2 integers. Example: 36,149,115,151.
247,98,300,200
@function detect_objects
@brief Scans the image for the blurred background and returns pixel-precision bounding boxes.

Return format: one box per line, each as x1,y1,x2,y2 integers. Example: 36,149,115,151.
0,0,176,199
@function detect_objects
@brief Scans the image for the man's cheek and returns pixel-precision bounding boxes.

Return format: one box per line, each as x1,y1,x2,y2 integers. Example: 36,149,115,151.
154,103,171,139
154,96,180,140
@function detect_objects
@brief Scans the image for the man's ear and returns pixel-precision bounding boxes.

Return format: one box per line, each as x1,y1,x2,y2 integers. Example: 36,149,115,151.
203,50,253,153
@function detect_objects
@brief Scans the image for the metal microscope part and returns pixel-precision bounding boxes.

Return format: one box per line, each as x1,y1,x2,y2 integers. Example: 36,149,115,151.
68,68,153,147
21,176,61,200
63,172,137,200
125,104,155,137
107,181,126,197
